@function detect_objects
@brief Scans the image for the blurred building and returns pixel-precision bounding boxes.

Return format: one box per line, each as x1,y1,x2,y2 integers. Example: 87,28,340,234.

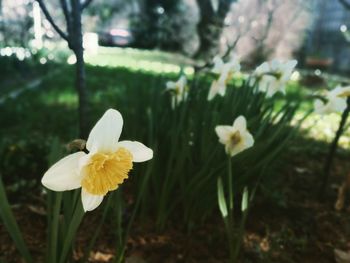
303,0,350,72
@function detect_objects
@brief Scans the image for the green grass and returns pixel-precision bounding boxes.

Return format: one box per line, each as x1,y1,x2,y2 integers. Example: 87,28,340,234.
85,47,194,74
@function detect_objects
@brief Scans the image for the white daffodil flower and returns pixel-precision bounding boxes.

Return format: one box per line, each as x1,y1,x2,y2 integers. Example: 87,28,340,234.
314,86,349,115
166,75,188,108
208,56,241,101
215,116,254,157
252,59,297,97
42,109,153,212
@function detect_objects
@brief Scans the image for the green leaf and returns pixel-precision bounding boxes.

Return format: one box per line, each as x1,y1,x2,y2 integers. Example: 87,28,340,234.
58,199,84,263
217,177,228,218
0,177,32,263
241,187,249,212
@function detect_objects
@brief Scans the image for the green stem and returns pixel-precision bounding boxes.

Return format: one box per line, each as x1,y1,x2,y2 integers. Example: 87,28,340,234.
58,197,84,263
232,209,248,262
114,164,153,263
49,192,62,263
227,157,235,262
228,156,233,216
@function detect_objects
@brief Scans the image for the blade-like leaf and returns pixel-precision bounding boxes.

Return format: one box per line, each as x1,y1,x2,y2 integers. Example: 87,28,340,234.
0,177,32,263
241,187,249,212
217,177,228,218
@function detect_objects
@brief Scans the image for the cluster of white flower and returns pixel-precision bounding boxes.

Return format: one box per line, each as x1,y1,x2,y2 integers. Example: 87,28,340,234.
162,57,298,158
165,57,297,106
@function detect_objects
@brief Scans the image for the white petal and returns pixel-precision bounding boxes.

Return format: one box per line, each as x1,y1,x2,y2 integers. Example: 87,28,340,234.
117,140,153,162
86,109,123,153
208,80,219,100
81,188,104,212
259,76,275,94
166,81,175,90
42,152,85,191
227,144,243,157
215,125,232,143
212,56,224,73
336,86,350,98
270,59,281,71
218,83,227,96
332,98,347,113
286,60,297,70
227,140,252,157
233,116,247,131
255,62,269,74
243,132,254,148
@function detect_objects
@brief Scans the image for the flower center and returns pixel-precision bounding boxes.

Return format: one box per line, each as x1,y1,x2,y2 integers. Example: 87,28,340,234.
230,131,241,147
81,148,133,195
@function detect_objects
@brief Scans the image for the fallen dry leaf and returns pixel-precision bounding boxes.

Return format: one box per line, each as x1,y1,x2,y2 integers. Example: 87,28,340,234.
89,251,114,262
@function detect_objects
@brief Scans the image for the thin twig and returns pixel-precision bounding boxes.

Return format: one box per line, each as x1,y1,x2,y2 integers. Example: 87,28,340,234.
81,0,93,10
319,98,350,198
339,0,350,10
36,0,69,41
59,0,72,44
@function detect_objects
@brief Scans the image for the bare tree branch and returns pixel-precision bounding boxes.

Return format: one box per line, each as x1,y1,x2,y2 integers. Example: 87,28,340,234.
339,0,350,10
36,0,69,41
81,0,93,10
60,0,70,25
60,0,72,43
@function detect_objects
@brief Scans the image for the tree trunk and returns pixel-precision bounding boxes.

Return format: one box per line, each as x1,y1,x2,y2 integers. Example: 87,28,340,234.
74,48,88,139
71,0,89,139
194,0,232,61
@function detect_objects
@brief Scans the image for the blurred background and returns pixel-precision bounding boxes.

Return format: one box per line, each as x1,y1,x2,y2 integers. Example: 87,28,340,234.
2,0,350,71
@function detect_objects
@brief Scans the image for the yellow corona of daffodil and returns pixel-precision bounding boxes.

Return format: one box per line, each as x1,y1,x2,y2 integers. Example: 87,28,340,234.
215,116,254,157
42,109,153,212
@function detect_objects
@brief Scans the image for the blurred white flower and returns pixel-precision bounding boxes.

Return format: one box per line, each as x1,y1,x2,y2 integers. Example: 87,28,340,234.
208,56,241,100
42,109,153,212
215,116,254,157
166,75,188,108
314,86,350,115
252,59,297,97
